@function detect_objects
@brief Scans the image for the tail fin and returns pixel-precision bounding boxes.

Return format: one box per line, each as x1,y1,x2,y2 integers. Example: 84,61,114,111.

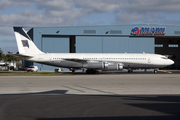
13,27,44,55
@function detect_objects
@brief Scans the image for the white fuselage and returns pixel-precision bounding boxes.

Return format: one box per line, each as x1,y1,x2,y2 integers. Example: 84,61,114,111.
26,53,174,70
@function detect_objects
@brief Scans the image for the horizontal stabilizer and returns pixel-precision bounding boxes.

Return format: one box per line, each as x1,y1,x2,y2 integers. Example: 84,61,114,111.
8,54,33,59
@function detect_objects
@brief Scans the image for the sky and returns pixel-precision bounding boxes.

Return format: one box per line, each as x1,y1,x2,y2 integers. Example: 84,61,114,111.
1,0,180,54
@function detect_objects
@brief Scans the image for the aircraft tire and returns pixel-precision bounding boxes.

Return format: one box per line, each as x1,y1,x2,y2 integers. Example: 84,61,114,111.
72,70,75,73
86,69,98,74
128,69,133,73
86,69,90,74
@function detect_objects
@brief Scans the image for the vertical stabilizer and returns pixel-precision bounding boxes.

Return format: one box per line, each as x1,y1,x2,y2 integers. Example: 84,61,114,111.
13,27,44,55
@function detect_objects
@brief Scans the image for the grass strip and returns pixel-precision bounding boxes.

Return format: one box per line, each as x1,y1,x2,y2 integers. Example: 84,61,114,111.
0,71,71,76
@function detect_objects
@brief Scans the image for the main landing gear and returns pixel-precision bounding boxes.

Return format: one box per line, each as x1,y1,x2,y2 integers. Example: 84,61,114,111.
128,69,133,73
86,69,99,74
72,69,75,73
69,68,76,73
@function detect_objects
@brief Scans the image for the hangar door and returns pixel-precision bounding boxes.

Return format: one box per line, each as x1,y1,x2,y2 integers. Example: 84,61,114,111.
76,36,103,53
128,37,154,53
103,37,154,53
42,36,69,53
76,36,130,53
34,36,69,70
155,36,180,69
76,36,154,53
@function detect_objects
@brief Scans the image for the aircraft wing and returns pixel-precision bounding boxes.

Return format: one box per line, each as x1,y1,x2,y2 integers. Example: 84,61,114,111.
64,58,119,64
64,58,88,63
8,54,33,59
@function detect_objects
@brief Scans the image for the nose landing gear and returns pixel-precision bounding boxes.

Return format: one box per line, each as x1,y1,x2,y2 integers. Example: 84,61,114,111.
153,68,158,74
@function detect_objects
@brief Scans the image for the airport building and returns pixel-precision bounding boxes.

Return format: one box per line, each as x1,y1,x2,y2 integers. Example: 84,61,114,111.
27,24,180,70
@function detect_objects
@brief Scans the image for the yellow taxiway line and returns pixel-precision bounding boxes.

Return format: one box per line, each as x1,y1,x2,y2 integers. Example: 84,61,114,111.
158,70,172,74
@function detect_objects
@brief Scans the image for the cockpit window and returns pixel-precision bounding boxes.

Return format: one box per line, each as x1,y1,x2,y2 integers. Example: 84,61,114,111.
161,57,168,60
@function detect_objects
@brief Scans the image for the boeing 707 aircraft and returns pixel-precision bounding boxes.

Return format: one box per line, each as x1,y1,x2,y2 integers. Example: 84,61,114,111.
11,27,174,73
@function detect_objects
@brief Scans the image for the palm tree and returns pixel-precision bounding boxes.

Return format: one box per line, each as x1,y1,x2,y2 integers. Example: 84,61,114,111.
0,48,4,62
6,52,17,70
6,52,20,70
2,54,8,70
7,52,13,63
12,56,20,70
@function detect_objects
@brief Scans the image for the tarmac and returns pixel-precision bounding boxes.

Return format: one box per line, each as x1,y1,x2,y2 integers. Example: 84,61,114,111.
0,70,180,120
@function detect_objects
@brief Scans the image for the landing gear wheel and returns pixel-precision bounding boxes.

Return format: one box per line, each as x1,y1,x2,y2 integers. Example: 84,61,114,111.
72,70,75,73
86,69,98,74
86,69,90,74
154,70,157,74
128,69,133,73
153,68,158,74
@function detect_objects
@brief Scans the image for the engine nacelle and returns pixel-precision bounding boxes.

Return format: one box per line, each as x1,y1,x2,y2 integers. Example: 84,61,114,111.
82,62,108,69
106,64,123,71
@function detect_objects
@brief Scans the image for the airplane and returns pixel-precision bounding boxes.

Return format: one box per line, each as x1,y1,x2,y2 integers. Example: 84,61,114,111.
10,27,174,74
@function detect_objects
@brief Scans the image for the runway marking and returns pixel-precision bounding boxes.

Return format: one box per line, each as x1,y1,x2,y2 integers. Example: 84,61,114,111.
62,86,85,93
74,85,116,95
158,70,172,74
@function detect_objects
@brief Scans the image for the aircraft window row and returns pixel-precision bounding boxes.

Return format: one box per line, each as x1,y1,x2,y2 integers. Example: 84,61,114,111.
52,58,146,60
82,58,146,60
155,44,163,47
168,44,178,47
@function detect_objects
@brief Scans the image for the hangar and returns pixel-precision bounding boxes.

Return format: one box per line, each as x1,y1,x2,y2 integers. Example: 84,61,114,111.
26,24,180,70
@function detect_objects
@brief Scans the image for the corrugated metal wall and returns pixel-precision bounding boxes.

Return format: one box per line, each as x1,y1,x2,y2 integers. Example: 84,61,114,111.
42,36,69,53
76,36,154,53
103,37,129,53
128,37,154,53
76,36,103,53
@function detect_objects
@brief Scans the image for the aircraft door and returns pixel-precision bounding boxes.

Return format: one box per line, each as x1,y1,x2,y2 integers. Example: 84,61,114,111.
148,57,151,63
49,57,52,62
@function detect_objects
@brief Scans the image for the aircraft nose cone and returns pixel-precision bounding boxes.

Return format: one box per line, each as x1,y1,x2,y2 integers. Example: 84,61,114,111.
165,60,174,66
167,60,174,65
170,60,174,65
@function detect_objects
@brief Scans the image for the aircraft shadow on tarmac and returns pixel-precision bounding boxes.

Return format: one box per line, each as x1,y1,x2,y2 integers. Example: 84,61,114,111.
27,90,68,95
0,90,180,120
37,116,180,120
35,94,180,120
62,70,179,75
0,90,68,95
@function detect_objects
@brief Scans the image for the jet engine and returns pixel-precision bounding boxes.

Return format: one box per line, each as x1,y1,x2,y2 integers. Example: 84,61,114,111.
82,62,108,69
106,64,123,70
